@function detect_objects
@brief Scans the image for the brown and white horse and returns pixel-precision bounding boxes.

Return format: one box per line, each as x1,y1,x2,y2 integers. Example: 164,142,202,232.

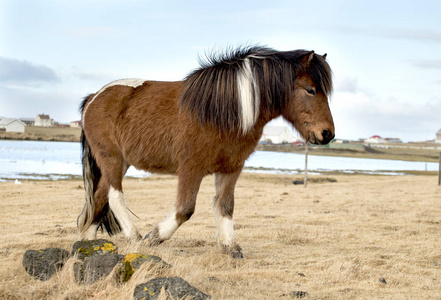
78,46,334,258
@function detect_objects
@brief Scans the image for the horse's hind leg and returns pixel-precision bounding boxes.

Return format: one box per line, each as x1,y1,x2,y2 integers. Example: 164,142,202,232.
213,170,244,258
91,143,141,240
105,162,142,241
148,171,203,245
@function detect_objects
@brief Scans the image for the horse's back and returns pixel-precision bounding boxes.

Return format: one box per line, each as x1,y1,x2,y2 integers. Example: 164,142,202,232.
83,80,184,174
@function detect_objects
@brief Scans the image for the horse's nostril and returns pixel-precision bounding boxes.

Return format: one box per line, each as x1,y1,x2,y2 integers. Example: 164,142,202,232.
322,129,333,142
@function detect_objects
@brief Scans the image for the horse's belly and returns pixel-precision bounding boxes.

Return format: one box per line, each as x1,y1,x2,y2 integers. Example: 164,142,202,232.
124,147,179,175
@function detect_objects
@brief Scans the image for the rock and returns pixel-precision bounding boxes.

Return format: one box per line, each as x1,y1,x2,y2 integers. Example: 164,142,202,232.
379,277,387,284
71,239,118,260
72,239,121,285
290,291,309,298
74,253,123,285
119,253,171,282
134,277,211,300
23,248,70,281
293,177,337,185
207,276,220,282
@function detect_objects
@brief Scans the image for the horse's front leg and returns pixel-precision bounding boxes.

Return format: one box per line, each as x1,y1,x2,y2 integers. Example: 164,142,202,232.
147,171,203,245
213,170,244,258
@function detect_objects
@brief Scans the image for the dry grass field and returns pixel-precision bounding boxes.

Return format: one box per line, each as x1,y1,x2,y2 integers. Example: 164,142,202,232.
0,173,440,299
0,127,82,142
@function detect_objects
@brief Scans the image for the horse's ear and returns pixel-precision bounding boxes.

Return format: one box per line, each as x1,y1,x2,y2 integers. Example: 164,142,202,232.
301,50,315,66
322,53,327,59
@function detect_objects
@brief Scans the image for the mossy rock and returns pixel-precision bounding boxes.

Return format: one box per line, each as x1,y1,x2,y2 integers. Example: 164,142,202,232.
74,253,123,285
23,248,70,281
119,253,171,282
134,277,211,300
72,239,118,260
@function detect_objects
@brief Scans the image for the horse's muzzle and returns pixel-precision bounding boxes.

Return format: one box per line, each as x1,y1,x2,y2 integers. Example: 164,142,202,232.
310,130,334,145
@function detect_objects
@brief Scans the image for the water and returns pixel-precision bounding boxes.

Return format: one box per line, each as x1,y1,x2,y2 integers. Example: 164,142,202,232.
246,151,438,175
0,140,438,181
0,140,146,181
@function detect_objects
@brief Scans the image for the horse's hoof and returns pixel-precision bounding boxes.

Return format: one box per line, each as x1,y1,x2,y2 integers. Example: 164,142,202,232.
145,227,163,246
231,250,244,259
223,243,244,259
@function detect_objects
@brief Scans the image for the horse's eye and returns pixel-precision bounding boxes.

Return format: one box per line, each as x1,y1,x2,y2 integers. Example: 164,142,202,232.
306,88,316,96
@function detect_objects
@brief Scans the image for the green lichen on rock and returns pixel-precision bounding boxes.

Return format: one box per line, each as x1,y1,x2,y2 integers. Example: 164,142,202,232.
71,239,118,260
119,253,171,282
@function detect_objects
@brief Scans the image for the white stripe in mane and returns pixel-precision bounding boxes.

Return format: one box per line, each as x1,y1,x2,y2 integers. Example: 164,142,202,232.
82,78,146,125
237,58,260,134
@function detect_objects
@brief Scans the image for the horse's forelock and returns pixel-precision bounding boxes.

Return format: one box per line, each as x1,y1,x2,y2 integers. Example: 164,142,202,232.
308,54,333,95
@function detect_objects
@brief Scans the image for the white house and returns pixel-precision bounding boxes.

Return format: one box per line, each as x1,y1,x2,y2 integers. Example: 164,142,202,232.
260,126,300,144
70,120,82,128
365,135,386,144
436,128,441,144
35,114,54,127
0,117,26,132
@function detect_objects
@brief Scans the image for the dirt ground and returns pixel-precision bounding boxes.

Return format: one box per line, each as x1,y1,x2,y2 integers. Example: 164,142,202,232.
0,173,440,299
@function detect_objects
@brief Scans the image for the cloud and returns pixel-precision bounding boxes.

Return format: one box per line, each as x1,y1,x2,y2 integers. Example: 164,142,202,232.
0,85,81,122
0,57,60,86
334,77,359,93
410,59,441,69
331,91,441,141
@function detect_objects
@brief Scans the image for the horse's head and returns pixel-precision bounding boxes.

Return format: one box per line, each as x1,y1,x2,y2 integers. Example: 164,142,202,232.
282,51,334,145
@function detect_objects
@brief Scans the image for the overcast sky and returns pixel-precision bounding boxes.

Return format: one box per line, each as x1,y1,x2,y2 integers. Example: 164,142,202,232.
1,0,440,142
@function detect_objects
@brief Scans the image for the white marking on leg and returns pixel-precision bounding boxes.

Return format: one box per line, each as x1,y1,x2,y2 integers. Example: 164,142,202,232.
237,58,260,134
157,209,179,241
108,186,140,239
82,223,98,240
82,78,146,125
213,205,235,247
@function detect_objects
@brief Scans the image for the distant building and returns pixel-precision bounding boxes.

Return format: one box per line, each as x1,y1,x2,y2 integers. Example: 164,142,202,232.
0,117,26,132
365,135,386,144
385,138,403,143
436,128,441,144
70,120,82,128
260,126,299,144
54,122,70,128
35,114,54,127
20,118,35,126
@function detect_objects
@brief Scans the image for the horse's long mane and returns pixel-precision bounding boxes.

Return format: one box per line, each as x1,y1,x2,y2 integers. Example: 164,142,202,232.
179,46,332,133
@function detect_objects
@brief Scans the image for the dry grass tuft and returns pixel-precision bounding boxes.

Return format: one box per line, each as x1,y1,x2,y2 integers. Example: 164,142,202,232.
1,173,440,299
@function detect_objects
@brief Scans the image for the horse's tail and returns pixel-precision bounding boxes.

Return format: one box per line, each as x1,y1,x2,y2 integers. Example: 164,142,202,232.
77,95,122,238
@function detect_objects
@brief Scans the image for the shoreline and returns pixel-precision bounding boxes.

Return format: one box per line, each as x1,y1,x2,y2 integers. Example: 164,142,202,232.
1,127,440,163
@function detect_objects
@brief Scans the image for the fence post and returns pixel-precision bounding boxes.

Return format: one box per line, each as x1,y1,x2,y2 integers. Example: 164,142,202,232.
304,143,308,188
